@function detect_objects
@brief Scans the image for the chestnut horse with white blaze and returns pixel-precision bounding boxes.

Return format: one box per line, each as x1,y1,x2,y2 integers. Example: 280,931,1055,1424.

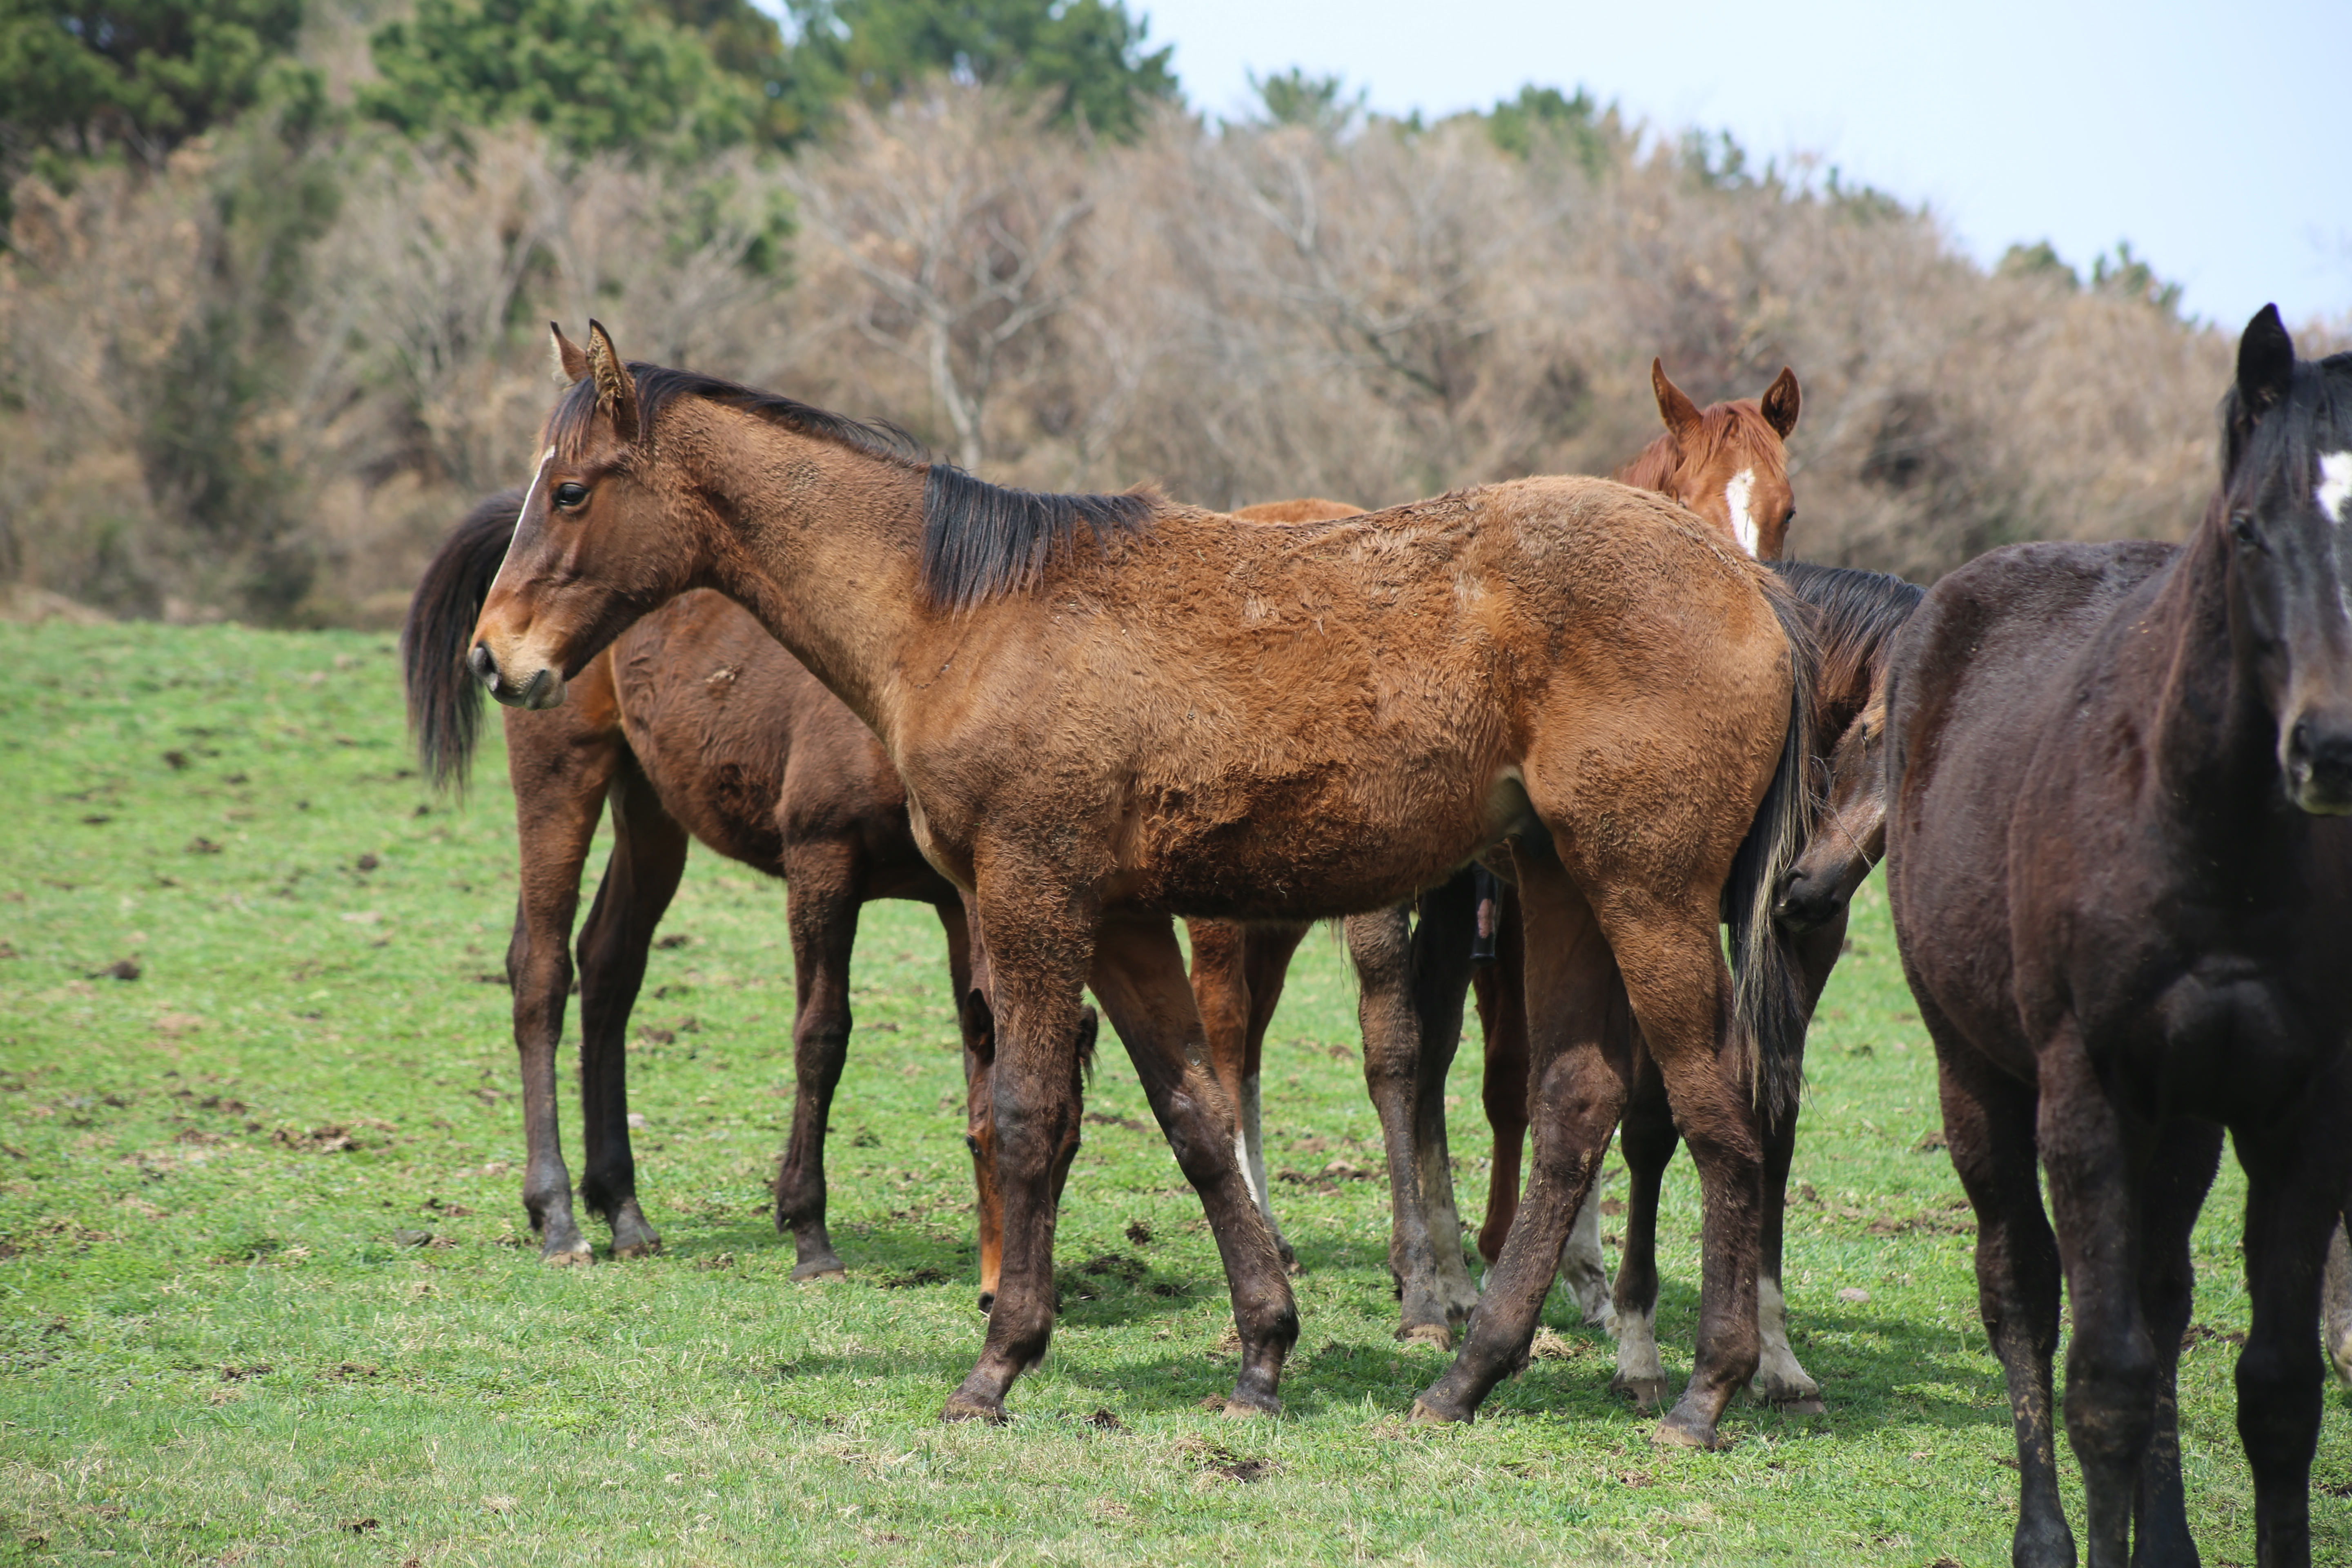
469,323,1811,1445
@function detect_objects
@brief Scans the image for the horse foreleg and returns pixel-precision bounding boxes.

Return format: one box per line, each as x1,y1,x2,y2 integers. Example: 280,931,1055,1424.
1094,914,1298,1417
2039,1025,2156,1568
574,759,686,1260
1608,1057,1677,1411
1407,875,1483,1326
1933,1009,2071,1568
504,721,616,1266
1413,848,1627,1423
2232,1067,2352,1568
2129,1119,2223,1568
773,845,862,1281
1347,902,1453,1343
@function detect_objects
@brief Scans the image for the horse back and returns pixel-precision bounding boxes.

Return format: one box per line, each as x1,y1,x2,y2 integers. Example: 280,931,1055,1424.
1885,541,2178,1079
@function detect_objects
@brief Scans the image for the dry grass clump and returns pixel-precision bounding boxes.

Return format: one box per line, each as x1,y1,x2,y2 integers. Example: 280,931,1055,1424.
0,82,2255,625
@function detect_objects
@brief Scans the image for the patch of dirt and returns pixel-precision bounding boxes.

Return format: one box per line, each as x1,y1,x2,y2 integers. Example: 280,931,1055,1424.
1124,1220,1152,1245
91,958,141,981
2182,1323,2246,1350
1084,1408,1124,1431
219,1363,272,1381
1083,1111,1148,1132
1527,1328,1581,1361
1176,1436,1278,1483
1914,1129,1949,1153
880,1266,948,1288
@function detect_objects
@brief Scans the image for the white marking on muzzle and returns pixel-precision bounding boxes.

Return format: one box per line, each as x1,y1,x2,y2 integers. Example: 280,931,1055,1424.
1726,468,1759,556
2319,451,2352,524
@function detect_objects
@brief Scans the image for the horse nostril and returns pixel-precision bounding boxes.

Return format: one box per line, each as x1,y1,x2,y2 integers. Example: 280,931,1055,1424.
467,644,499,691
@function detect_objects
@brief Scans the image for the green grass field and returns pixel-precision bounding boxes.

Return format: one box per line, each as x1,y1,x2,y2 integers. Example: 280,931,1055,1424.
2,620,2345,1565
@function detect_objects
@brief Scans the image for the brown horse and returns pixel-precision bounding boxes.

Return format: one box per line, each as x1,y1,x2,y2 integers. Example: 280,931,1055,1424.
1885,309,2352,1567
468,323,1812,1443
402,491,1098,1281
1187,360,1806,1333
403,490,1359,1293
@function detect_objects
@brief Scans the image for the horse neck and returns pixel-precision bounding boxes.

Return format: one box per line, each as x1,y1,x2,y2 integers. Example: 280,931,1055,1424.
2144,517,2278,819
682,413,932,738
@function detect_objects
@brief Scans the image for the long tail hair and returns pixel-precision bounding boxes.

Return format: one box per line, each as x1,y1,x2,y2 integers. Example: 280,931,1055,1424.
399,489,522,793
1723,576,1820,1122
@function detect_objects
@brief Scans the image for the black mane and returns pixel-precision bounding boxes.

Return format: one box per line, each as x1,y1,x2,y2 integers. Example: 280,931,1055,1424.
1771,559,1925,706
552,363,1155,610
921,466,1155,611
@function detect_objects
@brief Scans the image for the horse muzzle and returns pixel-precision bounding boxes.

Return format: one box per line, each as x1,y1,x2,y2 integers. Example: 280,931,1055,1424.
2284,714,2352,816
469,641,568,710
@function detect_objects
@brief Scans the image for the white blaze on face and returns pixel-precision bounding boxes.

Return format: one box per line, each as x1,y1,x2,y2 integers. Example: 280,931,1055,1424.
494,447,559,586
1725,468,1760,556
2319,451,2352,523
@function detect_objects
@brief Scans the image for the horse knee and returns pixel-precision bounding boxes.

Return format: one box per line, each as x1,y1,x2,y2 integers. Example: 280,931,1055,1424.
2234,1337,2325,1468
2063,1337,2160,1465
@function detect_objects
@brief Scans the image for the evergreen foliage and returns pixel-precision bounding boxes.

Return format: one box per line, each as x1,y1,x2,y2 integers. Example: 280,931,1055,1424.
784,0,1176,142
361,0,761,156
0,0,319,165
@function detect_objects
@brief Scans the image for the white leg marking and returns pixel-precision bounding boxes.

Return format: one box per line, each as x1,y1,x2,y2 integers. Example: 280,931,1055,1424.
2318,451,2352,523
1615,1303,1663,1384
1725,467,1759,556
1239,1074,1273,1221
1557,1187,1617,1331
1753,1275,1818,1399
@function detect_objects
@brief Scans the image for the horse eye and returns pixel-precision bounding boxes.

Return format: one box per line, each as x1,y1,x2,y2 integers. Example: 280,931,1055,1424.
552,481,589,510
2229,512,2261,548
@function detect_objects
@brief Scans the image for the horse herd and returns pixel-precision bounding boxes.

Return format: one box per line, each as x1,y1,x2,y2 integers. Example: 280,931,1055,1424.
400,308,2352,1567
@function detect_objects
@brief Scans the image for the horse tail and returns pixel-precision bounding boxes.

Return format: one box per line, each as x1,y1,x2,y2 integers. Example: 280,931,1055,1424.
1724,575,1820,1124
399,488,523,794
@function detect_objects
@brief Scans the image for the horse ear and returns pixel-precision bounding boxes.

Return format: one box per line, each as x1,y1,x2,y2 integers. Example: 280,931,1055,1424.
584,319,641,444
2235,304,2294,418
1652,359,1703,444
1760,367,1801,439
549,323,589,385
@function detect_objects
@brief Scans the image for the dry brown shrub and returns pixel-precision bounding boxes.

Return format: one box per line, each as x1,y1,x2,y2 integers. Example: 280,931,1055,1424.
0,81,2267,624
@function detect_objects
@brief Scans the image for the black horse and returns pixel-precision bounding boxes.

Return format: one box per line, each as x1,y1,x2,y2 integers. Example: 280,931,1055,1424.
1884,307,2352,1568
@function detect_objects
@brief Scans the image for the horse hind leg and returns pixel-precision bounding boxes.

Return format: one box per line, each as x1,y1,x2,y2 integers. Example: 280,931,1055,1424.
772,845,863,1282
1414,846,1630,1424
1240,920,1310,1272
574,758,688,1259
1608,1052,1677,1412
1405,874,1484,1327
1749,912,1843,1412
1094,915,1298,1416
1347,900,1456,1344
2323,1216,2352,1386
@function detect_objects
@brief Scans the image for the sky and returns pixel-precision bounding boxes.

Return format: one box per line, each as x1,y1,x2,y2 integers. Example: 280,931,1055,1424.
1125,0,2350,330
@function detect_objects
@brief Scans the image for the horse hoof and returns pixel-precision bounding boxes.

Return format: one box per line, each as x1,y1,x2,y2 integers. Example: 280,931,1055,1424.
1408,1397,1466,1426
1396,1322,1455,1349
941,1392,1008,1425
541,1246,594,1267
791,1261,847,1283
612,1238,662,1261
1608,1374,1669,1411
1221,1388,1281,1420
1653,1413,1731,1451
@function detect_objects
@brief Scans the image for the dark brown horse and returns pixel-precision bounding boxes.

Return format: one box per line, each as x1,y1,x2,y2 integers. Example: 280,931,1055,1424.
1885,308,2352,1568
1188,360,1806,1336
468,323,1812,1443
403,492,1096,1279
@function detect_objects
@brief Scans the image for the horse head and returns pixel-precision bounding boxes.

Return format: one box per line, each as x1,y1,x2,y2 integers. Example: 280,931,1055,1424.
470,322,702,711
2216,307,2352,815
1630,359,1802,558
